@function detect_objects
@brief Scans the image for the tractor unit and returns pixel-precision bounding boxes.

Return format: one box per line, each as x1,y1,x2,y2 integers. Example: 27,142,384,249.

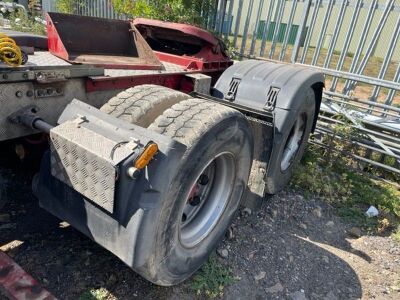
0,13,323,287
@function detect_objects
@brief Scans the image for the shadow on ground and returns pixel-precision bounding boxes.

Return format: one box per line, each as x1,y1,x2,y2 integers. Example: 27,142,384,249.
0,162,371,300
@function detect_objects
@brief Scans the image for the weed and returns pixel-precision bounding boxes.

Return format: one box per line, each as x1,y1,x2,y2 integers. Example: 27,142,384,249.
291,144,400,232
393,225,400,243
56,0,79,14
79,288,113,300
224,37,241,60
332,50,354,58
9,11,46,36
333,50,342,56
189,256,235,298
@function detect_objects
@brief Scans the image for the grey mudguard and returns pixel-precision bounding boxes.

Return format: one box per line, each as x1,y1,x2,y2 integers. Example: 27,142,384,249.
212,60,324,133
33,99,186,270
213,60,324,195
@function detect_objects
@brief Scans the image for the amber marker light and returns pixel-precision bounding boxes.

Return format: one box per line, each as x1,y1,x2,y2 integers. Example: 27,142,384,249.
134,142,159,170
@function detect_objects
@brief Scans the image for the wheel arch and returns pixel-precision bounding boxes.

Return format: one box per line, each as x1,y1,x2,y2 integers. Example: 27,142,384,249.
212,60,325,133
212,60,325,196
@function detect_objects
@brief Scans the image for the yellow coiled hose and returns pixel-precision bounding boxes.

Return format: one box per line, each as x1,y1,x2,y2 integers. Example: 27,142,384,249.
0,33,23,67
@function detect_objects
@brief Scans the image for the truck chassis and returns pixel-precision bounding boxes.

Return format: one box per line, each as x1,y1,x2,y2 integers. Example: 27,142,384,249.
0,13,324,289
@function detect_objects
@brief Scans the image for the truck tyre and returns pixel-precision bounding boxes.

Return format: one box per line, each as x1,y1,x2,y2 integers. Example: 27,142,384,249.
138,98,253,285
265,88,316,194
100,85,191,127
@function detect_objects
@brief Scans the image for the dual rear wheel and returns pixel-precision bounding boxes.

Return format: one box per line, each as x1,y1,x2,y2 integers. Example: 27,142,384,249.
101,85,253,285
100,84,314,285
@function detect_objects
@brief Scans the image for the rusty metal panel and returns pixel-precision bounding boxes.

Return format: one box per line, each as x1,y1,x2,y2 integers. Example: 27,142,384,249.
0,251,56,300
46,13,163,70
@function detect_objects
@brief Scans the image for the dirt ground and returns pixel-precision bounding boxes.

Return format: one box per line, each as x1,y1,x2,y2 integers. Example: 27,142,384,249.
1,161,399,300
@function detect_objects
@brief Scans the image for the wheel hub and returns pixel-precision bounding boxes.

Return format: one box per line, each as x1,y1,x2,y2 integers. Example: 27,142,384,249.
280,114,307,171
179,153,235,248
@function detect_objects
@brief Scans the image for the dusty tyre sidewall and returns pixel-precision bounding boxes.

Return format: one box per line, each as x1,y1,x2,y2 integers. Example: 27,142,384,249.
266,88,316,194
148,116,253,285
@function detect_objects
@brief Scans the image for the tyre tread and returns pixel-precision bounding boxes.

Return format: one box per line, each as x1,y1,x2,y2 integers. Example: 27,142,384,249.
149,98,241,149
100,85,190,126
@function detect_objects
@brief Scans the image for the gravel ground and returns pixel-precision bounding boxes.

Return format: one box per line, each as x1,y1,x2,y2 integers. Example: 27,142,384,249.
1,162,399,300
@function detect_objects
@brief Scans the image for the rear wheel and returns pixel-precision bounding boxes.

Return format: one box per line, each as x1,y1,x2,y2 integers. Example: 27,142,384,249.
100,85,191,127
180,151,236,248
265,87,316,194
137,98,253,285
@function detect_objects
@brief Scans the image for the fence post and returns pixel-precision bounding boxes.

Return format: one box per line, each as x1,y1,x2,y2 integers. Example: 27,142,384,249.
249,1,264,55
259,0,276,57
233,0,243,48
291,0,311,63
331,0,363,91
216,0,227,34
268,0,285,59
323,0,348,68
311,0,334,65
368,13,400,107
239,0,254,55
279,0,298,61
225,0,234,39
345,0,395,94
384,63,400,107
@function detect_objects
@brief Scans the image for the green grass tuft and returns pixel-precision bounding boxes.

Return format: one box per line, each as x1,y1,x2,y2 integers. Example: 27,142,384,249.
79,288,112,300
189,256,236,298
291,145,400,232
9,11,46,36
393,226,400,243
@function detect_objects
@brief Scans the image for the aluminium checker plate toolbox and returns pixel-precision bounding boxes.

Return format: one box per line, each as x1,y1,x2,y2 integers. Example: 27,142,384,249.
49,99,140,213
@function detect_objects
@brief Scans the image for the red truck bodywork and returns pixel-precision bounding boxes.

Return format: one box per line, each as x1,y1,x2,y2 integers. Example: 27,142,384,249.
46,13,232,93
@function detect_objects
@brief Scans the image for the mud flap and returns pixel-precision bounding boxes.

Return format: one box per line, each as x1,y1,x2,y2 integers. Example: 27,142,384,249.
33,99,186,269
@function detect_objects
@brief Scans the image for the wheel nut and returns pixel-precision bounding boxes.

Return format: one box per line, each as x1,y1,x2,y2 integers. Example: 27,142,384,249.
189,196,201,206
182,213,187,222
198,174,209,185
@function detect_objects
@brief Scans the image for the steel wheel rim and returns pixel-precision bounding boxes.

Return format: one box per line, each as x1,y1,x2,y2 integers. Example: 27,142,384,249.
280,113,307,171
179,152,236,248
